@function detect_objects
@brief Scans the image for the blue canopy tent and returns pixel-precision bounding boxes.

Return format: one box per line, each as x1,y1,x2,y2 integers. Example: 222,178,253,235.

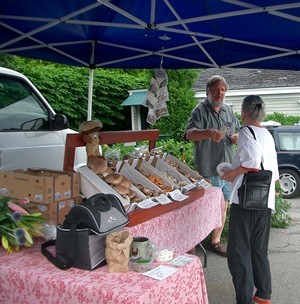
1,0,300,118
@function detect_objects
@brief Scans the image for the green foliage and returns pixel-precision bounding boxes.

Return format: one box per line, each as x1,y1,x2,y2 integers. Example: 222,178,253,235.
102,143,145,159
91,69,148,130
0,197,46,253
102,138,196,169
265,112,300,125
1,55,201,134
271,182,292,228
156,138,195,168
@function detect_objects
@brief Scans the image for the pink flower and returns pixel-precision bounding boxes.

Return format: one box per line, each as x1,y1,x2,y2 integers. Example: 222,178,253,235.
8,201,29,215
19,198,30,205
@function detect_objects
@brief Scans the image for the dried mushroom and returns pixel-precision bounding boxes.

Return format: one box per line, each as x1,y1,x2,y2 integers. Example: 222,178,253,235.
104,172,122,185
113,184,129,196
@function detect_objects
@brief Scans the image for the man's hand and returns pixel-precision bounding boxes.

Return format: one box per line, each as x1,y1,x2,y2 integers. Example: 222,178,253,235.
210,129,225,142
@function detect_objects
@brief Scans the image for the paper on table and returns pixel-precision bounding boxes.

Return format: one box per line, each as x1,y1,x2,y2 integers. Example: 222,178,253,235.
195,179,212,189
142,265,179,280
168,255,194,267
168,189,189,201
181,183,198,193
182,178,211,193
138,198,160,208
154,193,172,204
126,198,160,213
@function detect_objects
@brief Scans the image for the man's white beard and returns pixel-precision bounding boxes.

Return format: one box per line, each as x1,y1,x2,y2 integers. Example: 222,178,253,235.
207,94,224,108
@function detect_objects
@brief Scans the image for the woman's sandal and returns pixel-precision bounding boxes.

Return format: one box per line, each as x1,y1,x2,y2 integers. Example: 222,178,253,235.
209,242,227,257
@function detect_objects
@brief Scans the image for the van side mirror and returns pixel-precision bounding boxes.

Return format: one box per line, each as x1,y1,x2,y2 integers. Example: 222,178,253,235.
54,114,69,130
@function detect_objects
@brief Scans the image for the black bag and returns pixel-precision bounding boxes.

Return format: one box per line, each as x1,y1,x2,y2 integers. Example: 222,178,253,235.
238,126,273,210
42,193,130,270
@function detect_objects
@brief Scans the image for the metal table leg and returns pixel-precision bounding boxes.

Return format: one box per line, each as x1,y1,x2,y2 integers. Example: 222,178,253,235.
198,242,207,268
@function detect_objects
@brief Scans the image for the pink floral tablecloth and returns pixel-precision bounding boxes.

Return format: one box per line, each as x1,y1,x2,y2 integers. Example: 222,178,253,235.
0,186,223,304
0,243,207,304
125,186,225,252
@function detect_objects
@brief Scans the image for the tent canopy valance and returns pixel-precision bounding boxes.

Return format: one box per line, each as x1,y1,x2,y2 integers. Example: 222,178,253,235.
1,0,300,70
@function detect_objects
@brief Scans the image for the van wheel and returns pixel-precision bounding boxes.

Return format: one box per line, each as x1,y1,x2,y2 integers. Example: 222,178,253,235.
279,169,300,199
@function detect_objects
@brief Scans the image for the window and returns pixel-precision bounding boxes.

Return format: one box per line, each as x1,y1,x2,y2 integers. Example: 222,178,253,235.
278,132,300,151
0,76,49,131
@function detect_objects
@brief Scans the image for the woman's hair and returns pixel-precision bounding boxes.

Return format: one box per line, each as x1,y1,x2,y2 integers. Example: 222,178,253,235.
242,95,266,122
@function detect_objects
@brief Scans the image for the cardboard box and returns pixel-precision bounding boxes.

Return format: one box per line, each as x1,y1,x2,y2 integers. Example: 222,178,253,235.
0,168,80,204
24,196,82,225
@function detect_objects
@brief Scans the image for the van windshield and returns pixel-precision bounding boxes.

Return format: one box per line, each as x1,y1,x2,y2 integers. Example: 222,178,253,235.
0,76,49,131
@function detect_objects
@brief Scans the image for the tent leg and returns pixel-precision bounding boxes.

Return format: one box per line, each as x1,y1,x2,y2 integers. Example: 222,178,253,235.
87,69,94,121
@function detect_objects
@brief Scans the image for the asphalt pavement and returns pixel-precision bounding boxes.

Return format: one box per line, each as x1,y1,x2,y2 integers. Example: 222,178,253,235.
194,197,300,304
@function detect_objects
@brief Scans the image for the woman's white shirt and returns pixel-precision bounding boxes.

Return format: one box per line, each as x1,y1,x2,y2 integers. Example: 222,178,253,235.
230,125,279,211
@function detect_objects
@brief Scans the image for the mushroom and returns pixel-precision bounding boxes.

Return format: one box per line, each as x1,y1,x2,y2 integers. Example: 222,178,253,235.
128,188,137,199
104,172,122,185
88,157,108,175
79,120,103,134
130,196,142,203
135,184,144,191
102,166,113,177
120,175,132,188
107,159,118,171
113,184,130,196
79,119,108,175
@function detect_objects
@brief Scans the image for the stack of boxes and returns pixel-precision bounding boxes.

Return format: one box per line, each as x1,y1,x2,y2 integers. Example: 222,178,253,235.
0,168,81,225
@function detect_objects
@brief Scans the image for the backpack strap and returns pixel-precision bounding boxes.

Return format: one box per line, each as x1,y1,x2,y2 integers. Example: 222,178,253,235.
245,126,264,170
41,222,77,270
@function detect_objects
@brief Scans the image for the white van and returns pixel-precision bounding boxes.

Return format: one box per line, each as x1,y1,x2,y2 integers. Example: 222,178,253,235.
0,67,86,171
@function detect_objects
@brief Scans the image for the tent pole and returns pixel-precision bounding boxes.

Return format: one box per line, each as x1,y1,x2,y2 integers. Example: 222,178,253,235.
87,68,94,121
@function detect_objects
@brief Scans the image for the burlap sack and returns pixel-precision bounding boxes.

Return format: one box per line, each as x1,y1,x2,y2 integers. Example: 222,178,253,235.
105,230,133,273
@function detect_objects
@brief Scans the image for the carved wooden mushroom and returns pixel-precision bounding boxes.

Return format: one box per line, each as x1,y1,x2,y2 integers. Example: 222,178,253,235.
79,120,109,175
